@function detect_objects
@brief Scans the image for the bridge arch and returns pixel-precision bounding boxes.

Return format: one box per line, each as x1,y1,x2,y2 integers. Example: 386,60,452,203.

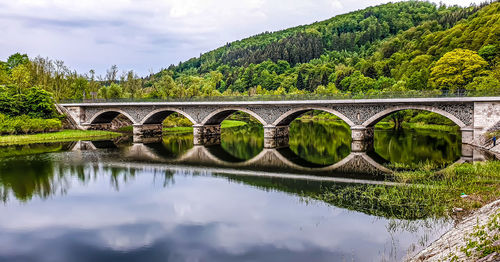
140,108,196,125
362,105,467,128
201,108,267,126
88,109,137,125
272,107,355,127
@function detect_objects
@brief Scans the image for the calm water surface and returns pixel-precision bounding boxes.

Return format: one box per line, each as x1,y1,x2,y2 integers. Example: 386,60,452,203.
0,121,467,262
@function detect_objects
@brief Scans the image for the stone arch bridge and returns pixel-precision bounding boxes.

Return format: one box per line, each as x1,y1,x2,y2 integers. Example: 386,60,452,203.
60,97,500,149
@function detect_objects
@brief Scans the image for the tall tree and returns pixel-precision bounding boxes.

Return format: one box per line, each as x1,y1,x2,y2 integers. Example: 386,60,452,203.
430,49,488,93
296,71,305,90
6,53,29,71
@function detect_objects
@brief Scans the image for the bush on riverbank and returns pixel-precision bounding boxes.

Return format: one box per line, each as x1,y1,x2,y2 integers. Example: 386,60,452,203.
0,85,62,135
0,114,61,135
0,85,58,119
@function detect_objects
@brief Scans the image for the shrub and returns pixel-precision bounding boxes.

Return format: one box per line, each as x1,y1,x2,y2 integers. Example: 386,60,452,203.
0,114,62,135
0,86,58,119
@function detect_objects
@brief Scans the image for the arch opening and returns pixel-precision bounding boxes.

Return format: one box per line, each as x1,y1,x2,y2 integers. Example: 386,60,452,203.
201,108,267,126
89,110,134,130
370,109,462,170
200,110,265,161
284,110,352,166
363,106,466,128
141,109,196,126
273,107,354,127
133,110,195,143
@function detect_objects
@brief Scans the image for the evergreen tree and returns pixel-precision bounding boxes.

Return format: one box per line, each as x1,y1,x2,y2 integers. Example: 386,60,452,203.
296,71,305,90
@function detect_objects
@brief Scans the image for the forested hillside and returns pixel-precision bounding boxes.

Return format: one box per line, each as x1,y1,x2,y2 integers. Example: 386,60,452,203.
152,0,499,97
0,0,498,103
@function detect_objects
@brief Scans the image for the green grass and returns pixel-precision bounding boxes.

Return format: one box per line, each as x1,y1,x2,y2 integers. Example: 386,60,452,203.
221,120,247,128
0,130,122,145
405,122,460,132
375,121,459,132
164,126,194,134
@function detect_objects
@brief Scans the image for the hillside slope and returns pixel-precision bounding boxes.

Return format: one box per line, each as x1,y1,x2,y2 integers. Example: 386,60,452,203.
144,1,497,97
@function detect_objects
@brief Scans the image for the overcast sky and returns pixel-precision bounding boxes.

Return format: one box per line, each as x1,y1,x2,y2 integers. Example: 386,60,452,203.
0,0,484,76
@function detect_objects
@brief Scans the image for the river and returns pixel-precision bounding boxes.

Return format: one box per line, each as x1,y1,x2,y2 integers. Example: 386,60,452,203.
0,120,490,262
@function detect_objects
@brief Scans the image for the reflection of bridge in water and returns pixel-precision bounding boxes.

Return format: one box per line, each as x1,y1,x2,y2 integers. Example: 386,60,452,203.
71,140,495,177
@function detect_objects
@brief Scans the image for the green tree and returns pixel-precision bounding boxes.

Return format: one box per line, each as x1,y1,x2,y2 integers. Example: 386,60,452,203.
430,49,488,92
10,64,32,92
152,74,177,98
21,86,58,118
478,45,498,63
99,83,123,99
465,75,500,94
0,86,19,115
6,53,29,71
296,71,305,90
70,76,89,99
0,62,9,85
406,70,429,90
122,70,142,98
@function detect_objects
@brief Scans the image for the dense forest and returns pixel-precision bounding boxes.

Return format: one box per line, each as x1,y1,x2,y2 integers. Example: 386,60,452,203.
0,0,499,106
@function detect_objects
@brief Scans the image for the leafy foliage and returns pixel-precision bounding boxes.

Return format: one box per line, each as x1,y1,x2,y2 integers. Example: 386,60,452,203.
0,114,61,135
0,85,58,119
430,49,488,91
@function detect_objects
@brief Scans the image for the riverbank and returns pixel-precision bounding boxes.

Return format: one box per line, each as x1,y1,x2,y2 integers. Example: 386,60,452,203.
409,199,499,261
0,130,122,145
375,121,459,132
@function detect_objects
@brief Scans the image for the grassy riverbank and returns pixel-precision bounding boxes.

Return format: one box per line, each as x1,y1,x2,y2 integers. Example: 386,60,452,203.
314,161,500,220
375,121,459,132
0,130,122,145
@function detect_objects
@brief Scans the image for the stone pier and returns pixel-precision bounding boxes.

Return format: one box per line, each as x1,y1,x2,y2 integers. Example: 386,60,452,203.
461,128,474,145
193,125,222,146
351,126,374,152
133,124,163,143
264,125,289,148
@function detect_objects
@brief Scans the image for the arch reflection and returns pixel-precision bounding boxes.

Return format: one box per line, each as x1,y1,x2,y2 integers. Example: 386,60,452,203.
124,143,390,177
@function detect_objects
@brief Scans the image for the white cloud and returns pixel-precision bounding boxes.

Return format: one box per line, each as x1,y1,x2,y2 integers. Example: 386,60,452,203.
0,0,485,76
